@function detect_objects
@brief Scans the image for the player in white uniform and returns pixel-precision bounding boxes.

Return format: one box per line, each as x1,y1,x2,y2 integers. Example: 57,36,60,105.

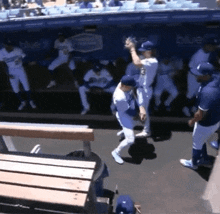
47,32,75,88
125,39,158,138
180,62,220,170
111,75,146,164
182,36,218,117
0,39,36,111
154,56,179,112
79,62,116,115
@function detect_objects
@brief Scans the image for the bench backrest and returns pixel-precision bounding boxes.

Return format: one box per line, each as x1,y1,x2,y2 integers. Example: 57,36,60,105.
0,122,94,141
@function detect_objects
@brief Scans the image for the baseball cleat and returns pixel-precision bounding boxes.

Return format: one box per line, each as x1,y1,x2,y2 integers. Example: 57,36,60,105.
210,140,219,150
81,108,90,115
136,131,151,138
47,80,56,89
180,159,198,170
111,150,124,164
18,101,26,111
29,100,37,109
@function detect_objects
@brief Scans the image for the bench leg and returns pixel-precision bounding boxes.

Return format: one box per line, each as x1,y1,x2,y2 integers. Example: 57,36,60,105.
83,141,91,158
0,136,8,153
86,183,101,214
0,136,17,153
2,136,17,152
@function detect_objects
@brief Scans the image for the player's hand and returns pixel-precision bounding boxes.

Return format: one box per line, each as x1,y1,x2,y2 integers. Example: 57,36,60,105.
15,58,21,65
124,37,136,50
139,112,146,121
188,119,195,127
139,106,146,121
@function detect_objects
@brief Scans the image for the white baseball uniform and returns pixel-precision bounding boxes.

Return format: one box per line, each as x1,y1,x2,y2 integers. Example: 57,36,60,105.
137,57,158,133
113,84,139,155
154,61,179,107
79,68,116,110
48,38,75,71
0,47,29,93
187,48,210,99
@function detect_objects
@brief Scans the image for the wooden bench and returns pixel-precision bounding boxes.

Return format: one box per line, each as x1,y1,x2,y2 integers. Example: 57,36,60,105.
0,122,94,158
0,122,101,213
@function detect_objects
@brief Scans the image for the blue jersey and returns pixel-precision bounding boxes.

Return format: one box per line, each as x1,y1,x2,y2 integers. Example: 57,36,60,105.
198,84,220,126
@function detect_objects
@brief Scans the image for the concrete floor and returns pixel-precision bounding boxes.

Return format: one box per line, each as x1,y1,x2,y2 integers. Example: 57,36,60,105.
10,124,218,214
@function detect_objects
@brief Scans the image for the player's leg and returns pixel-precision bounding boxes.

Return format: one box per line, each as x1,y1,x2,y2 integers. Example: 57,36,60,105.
19,69,36,109
68,59,79,88
112,126,135,164
9,74,26,110
153,75,164,111
136,88,153,137
164,78,179,112
79,85,90,115
47,57,66,88
182,72,200,117
180,122,219,169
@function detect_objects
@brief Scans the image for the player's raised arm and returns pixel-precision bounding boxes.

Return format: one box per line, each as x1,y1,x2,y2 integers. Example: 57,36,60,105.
124,37,142,68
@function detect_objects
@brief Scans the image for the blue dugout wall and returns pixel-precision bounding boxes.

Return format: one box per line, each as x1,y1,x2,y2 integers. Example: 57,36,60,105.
0,10,220,63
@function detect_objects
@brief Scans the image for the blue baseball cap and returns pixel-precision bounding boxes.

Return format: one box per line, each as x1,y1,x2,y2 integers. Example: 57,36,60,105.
202,36,219,46
116,195,135,214
192,62,215,76
121,75,136,87
3,38,13,46
138,41,154,52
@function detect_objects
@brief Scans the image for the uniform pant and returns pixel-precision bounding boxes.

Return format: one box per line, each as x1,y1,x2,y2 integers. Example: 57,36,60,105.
192,121,220,150
154,74,179,107
48,56,75,71
9,67,30,93
137,87,153,133
115,112,138,154
79,85,116,110
186,72,200,99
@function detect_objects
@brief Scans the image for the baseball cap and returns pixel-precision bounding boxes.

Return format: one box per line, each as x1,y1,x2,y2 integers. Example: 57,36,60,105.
116,195,135,214
194,62,215,76
121,75,136,87
138,41,154,52
202,36,219,46
3,38,13,46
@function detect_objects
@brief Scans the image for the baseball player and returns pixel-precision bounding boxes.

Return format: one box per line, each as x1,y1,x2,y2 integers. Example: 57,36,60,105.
47,32,75,89
154,55,179,112
125,38,158,138
180,62,220,170
111,75,146,164
79,61,116,115
182,36,218,117
0,39,36,111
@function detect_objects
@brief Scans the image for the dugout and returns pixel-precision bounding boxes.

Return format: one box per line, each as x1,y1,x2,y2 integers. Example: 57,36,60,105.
0,8,220,115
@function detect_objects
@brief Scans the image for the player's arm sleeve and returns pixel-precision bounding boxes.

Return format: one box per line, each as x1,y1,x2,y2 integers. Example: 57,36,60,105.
116,100,136,117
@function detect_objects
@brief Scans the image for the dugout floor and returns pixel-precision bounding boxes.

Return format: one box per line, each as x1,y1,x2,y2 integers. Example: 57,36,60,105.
8,123,217,214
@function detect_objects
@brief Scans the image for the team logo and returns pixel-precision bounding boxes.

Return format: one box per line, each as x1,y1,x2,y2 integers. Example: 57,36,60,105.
71,33,103,53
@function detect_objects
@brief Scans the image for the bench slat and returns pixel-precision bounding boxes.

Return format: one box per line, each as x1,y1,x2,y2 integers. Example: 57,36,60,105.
0,154,96,169
0,183,87,207
0,160,94,179
0,171,91,192
0,122,94,141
